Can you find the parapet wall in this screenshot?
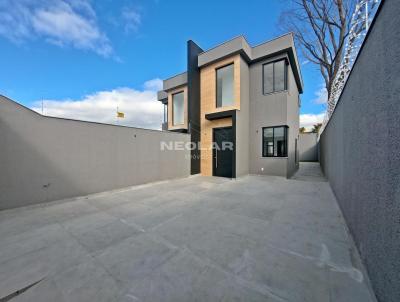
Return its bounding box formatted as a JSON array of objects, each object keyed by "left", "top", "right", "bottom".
[{"left": 0, "top": 96, "right": 191, "bottom": 210}]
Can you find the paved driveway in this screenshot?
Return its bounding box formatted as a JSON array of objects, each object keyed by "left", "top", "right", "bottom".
[{"left": 0, "top": 163, "right": 376, "bottom": 301}]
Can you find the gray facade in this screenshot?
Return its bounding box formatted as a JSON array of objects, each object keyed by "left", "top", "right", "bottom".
[
  {"left": 0, "top": 96, "right": 190, "bottom": 210},
  {"left": 319, "top": 0, "right": 399, "bottom": 301},
  {"left": 249, "top": 53, "right": 300, "bottom": 177},
  {"left": 285, "top": 58, "right": 301, "bottom": 176},
  {"left": 235, "top": 56, "right": 250, "bottom": 177},
  {"left": 197, "top": 34, "right": 303, "bottom": 94},
  {"left": 159, "top": 34, "right": 302, "bottom": 178},
  {"left": 162, "top": 72, "right": 187, "bottom": 92},
  {"left": 299, "top": 133, "right": 318, "bottom": 162}
]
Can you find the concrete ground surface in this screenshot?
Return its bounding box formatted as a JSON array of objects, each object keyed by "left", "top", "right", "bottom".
[
  {"left": 0, "top": 163, "right": 376, "bottom": 302},
  {"left": 290, "top": 161, "right": 326, "bottom": 182}
]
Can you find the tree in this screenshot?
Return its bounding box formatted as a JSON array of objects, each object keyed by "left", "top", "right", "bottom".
[
  {"left": 300, "top": 127, "right": 306, "bottom": 133},
  {"left": 280, "top": 0, "right": 355, "bottom": 100},
  {"left": 311, "top": 123, "right": 322, "bottom": 133}
]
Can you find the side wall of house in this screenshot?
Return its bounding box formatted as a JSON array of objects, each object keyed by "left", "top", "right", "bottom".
[
  {"left": 319, "top": 1, "right": 400, "bottom": 301},
  {"left": 286, "top": 64, "right": 300, "bottom": 177},
  {"left": 236, "top": 57, "right": 250, "bottom": 177},
  {"left": 249, "top": 54, "right": 289, "bottom": 177},
  {"left": 0, "top": 96, "right": 191, "bottom": 210}
]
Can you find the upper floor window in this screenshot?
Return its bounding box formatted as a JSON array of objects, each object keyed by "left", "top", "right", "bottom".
[
  {"left": 172, "top": 91, "right": 184, "bottom": 125},
  {"left": 263, "top": 59, "right": 287, "bottom": 94},
  {"left": 216, "top": 63, "right": 234, "bottom": 107},
  {"left": 262, "top": 126, "right": 288, "bottom": 157}
]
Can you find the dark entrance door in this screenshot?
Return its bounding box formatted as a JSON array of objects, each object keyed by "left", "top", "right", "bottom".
[{"left": 213, "top": 127, "right": 234, "bottom": 178}]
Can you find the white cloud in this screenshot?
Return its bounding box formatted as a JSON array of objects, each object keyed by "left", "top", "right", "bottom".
[
  {"left": 121, "top": 7, "right": 141, "bottom": 33},
  {"left": 31, "top": 79, "right": 164, "bottom": 130},
  {"left": 0, "top": 0, "right": 112, "bottom": 57},
  {"left": 300, "top": 112, "right": 325, "bottom": 130},
  {"left": 143, "top": 78, "right": 163, "bottom": 91},
  {"left": 313, "top": 85, "right": 328, "bottom": 105}
]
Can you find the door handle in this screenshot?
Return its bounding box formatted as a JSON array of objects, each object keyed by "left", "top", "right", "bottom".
[{"left": 215, "top": 150, "right": 218, "bottom": 168}]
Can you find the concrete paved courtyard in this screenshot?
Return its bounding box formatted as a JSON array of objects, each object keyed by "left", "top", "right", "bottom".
[{"left": 0, "top": 163, "right": 376, "bottom": 301}]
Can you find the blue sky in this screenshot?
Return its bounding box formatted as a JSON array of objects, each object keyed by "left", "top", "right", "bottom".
[{"left": 0, "top": 0, "right": 326, "bottom": 129}]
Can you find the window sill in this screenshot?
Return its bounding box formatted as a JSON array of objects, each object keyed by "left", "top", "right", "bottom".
[
  {"left": 169, "top": 123, "right": 187, "bottom": 130},
  {"left": 211, "top": 105, "right": 239, "bottom": 114},
  {"left": 216, "top": 103, "right": 236, "bottom": 109},
  {"left": 262, "top": 90, "right": 288, "bottom": 96}
]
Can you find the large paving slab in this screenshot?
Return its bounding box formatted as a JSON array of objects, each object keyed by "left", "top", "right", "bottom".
[{"left": 0, "top": 163, "right": 376, "bottom": 301}]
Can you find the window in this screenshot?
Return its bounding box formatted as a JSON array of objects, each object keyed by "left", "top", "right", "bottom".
[
  {"left": 216, "top": 63, "right": 234, "bottom": 107},
  {"left": 163, "top": 104, "right": 168, "bottom": 123},
  {"left": 172, "top": 91, "right": 184, "bottom": 125},
  {"left": 262, "top": 126, "right": 288, "bottom": 157},
  {"left": 263, "top": 60, "right": 287, "bottom": 94}
]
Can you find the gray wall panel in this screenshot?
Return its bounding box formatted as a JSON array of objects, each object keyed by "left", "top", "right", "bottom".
[
  {"left": 286, "top": 64, "right": 300, "bottom": 177},
  {"left": 319, "top": 1, "right": 400, "bottom": 301},
  {"left": 198, "top": 36, "right": 250, "bottom": 67},
  {"left": 0, "top": 96, "right": 190, "bottom": 210},
  {"left": 163, "top": 72, "right": 188, "bottom": 91},
  {"left": 236, "top": 57, "right": 250, "bottom": 177},
  {"left": 299, "top": 133, "right": 318, "bottom": 162},
  {"left": 249, "top": 55, "right": 299, "bottom": 177}
]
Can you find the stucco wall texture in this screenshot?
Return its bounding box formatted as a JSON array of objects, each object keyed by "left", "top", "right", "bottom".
[
  {"left": 319, "top": 1, "right": 400, "bottom": 301},
  {"left": 0, "top": 96, "right": 191, "bottom": 210}
]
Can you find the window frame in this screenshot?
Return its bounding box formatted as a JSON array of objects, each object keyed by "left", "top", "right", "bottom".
[
  {"left": 215, "top": 62, "right": 235, "bottom": 108},
  {"left": 172, "top": 90, "right": 185, "bottom": 126},
  {"left": 262, "top": 125, "right": 289, "bottom": 158},
  {"left": 262, "top": 59, "right": 288, "bottom": 95}
]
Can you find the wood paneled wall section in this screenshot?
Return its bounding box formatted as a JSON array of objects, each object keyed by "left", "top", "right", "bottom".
[
  {"left": 200, "top": 54, "right": 241, "bottom": 176},
  {"left": 167, "top": 86, "right": 188, "bottom": 131}
]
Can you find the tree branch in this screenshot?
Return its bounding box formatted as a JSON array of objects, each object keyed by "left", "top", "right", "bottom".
[{"left": 279, "top": 0, "right": 352, "bottom": 96}]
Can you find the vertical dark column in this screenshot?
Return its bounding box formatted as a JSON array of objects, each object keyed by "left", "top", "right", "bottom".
[{"left": 187, "top": 40, "right": 203, "bottom": 175}]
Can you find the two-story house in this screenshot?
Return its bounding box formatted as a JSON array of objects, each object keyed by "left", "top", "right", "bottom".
[{"left": 158, "top": 33, "right": 303, "bottom": 178}]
